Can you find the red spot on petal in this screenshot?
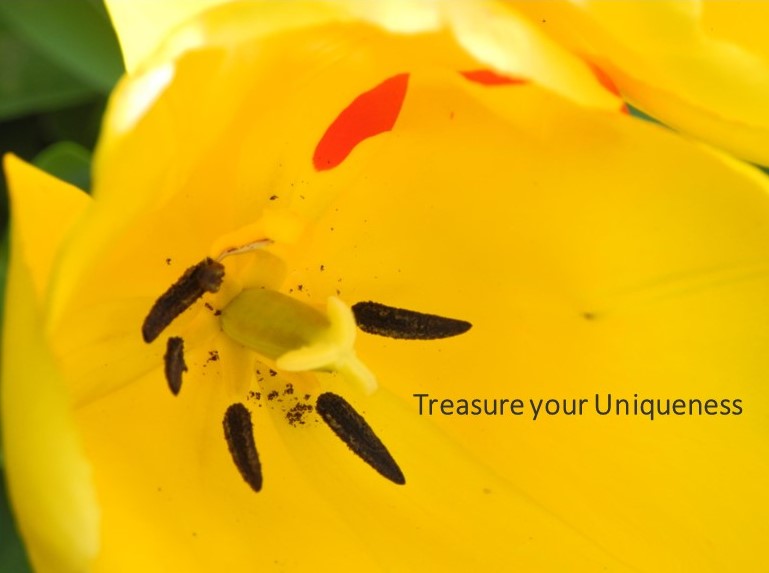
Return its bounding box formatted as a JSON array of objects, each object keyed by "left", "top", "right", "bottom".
[
  {"left": 586, "top": 62, "right": 621, "bottom": 97},
  {"left": 313, "top": 74, "right": 409, "bottom": 171},
  {"left": 620, "top": 103, "right": 630, "bottom": 115},
  {"left": 460, "top": 69, "right": 528, "bottom": 86}
]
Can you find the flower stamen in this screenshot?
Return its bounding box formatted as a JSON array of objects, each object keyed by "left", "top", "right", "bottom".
[
  {"left": 142, "top": 240, "right": 275, "bottom": 345},
  {"left": 142, "top": 257, "right": 225, "bottom": 343},
  {"left": 316, "top": 392, "right": 405, "bottom": 485},
  {"left": 163, "top": 336, "right": 187, "bottom": 396},
  {"left": 223, "top": 403, "right": 263, "bottom": 493},
  {"left": 351, "top": 301, "right": 472, "bottom": 340}
]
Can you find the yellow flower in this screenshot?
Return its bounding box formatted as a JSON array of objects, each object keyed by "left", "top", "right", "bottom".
[
  {"left": 3, "top": 1, "right": 769, "bottom": 571},
  {"left": 508, "top": 0, "right": 769, "bottom": 165}
]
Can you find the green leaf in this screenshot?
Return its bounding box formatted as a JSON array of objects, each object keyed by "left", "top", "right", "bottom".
[
  {"left": 0, "top": 231, "right": 6, "bottom": 368},
  {"left": 0, "top": 235, "right": 26, "bottom": 573},
  {"left": 0, "top": 20, "right": 97, "bottom": 120},
  {"left": 39, "top": 99, "right": 108, "bottom": 150},
  {"left": 34, "top": 142, "right": 92, "bottom": 192},
  {"left": 0, "top": 0, "right": 124, "bottom": 93},
  {"left": 0, "top": 470, "right": 32, "bottom": 573}
]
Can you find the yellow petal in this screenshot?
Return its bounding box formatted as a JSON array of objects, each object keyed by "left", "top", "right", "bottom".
[
  {"left": 2, "top": 157, "right": 99, "bottom": 573},
  {"left": 510, "top": 0, "right": 769, "bottom": 164},
  {"left": 11, "top": 3, "right": 769, "bottom": 572},
  {"left": 444, "top": 0, "right": 619, "bottom": 109},
  {"left": 284, "top": 70, "right": 769, "bottom": 569},
  {"left": 46, "top": 1, "right": 528, "bottom": 401},
  {"left": 106, "top": 0, "right": 625, "bottom": 105},
  {"left": 76, "top": 348, "right": 631, "bottom": 571},
  {"left": 2, "top": 154, "right": 91, "bottom": 304},
  {"left": 104, "top": 0, "right": 229, "bottom": 72}
]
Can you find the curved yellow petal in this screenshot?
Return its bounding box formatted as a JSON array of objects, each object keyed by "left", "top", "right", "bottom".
[
  {"left": 104, "top": 0, "right": 229, "bottom": 72},
  {"left": 2, "top": 157, "right": 99, "bottom": 573},
  {"left": 2, "top": 155, "right": 91, "bottom": 303},
  {"left": 444, "top": 0, "right": 619, "bottom": 110},
  {"left": 48, "top": 1, "right": 558, "bottom": 401},
  {"left": 76, "top": 345, "right": 632, "bottom": 571},
  {"left": 510, "top": 0, "right": 769, "bottom": 165},
  {"left": 7, "top": 2, "right": 769, "bottom": 572},
  {"left": 284, "top": 71, "right": 769, "bottom": 569},
  {"left": 105, "top": 0, "right": 623, "bottom": 112}
]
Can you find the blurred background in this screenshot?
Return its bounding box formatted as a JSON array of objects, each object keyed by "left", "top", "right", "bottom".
[{"left": 0, "top": 1, "right": 124, "bottom": 570}]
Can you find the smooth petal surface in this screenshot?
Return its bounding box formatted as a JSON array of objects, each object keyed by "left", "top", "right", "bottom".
[
  {"left": 285, "top": 73, "right": 769, "bottom": 569},
  {"left": 9, "top": 2, "right": 769, "bottom": 572},
  {"left": 509, "top": 0, "right": 769, "bottom": 165},
  {"left": 56, "top": 11, "right": 633, "bottom": 570},
  {"left": 70, "top": 59, "right": 769, "bottom": 567},
  {"left": 57, "top": 0, "right": 618, "bottom": 403},
  {"left": 105, "top": 0, "right": 621, "bottom": 109},
  {"left": 104, "top": 0, "right": 228, "bottom": 72},
  {"left": 2, "top": 156, "right": 99, "bottom": 573},
  {"left": 443, "top": 0, "right": 618, "bottom": 109},
  {"left": 3, "top": 155, "right": 91, "bottom": 304}
]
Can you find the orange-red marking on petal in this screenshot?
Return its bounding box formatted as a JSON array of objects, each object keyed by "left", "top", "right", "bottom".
[
  {"left": 586, "top": 61, "right": 621, "bottom": 97},
  {"left": 460, "top": 69, "right": 528, "bottom": 86},
  {"left": 585, "top": 61, "right": 629, "bottom": 113},
  {"left": 313, "top": 74, "right": 410, "bottom": 171}
]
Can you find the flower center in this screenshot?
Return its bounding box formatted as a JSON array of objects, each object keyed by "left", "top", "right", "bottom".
[
  {"left": 141, "top": 243, "right": 473, "bottom": 491},
  {"left": 220, "top": 288, "right": 378, "bottom": 394}
]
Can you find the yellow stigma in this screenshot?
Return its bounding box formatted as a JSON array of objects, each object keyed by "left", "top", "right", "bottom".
[{"left": 220, "top": 289, "right": 377, "bottom": 394}]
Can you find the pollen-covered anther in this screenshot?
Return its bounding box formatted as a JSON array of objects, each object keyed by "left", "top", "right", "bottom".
[
  {"left": 142, "top": 257, "right": 225, "bottom": 343},
  {"left": 352, "top": 301, "right": 471, "bottom": 339},
  {"left": 316, "top": 392, "right": 405, "bottom": 485},
  {"left": 223, "top": 403, "right": 263, "bottom": 492},
  {"left": 163, "top": 336, "right": 187, "bottom": 396},
  {"left": 220, "top": 290, "right": 377, "bottom": 394}
]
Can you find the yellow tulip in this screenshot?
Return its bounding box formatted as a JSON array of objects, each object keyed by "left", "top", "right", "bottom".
[
  {"left": 3, "top": 1, "right": 769, "bottom": 572},
  {"left": 508, "top": 0, "right": 769, "bottom": 166}
]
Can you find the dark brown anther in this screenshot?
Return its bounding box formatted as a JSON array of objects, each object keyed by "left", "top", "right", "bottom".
[
  {"left": 351, "top": 301, "right": 471, "bottom": 340},
  {"left": 142, "top": 258, "right": 225, "bottom": 343},
  {"left": 163, "top": 336, "right": 186, "bottom": 396},
  {"left": 316, "top": 392, "right": 405, "bottom": 485},
  {"left": 223, "top": 403, "right": 263, "bottom": 493}
]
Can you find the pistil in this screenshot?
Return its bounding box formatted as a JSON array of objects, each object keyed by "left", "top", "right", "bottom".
[{"left": 220, "top": 289, "right": 377, "bottom": 394}]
